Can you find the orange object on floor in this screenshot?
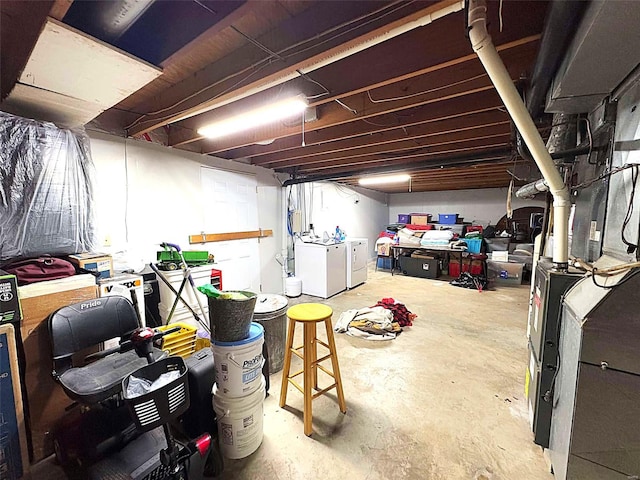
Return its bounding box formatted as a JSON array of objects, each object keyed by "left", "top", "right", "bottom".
[{"left": 279, "top": 303, "right": 347, "bottom": 436}]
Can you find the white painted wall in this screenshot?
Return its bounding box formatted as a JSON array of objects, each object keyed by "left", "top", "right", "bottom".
[
  {"left": 288, "top": 182, "right": 388, "bottom": 258},
  {"left": 389, "top": 187, "right": 546, "bottom": 226},
  {"left": 88, "top": 131, "right": 283, "bottom": 293}
]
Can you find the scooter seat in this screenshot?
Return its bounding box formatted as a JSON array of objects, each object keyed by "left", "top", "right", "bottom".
[{"left": 58, "top": 348, "right": 165, "bottom": 405}]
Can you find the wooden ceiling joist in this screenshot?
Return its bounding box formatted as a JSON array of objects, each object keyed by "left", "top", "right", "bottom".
[
  {"left": 128, "top": 0, "right": 463, "bottom": 137},
  {"left": 265, "top": 128, "right": 512, "bottom": 170},
  {"left": 169, "top": 34, "right": 539, "bottom": 150}
]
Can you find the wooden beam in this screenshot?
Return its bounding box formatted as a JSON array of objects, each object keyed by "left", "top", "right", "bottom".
[
  {"left": 171, "top": 35, "right": 539, "bottom": 149},
  {"left": 189, "top": 229, "right": 273, "bottom": 244},
  {"left": 0, "top": 1, "right": 53, "bottom": 100},
  {"left": 198, "top": 90, "right": 506, "bottom": 155},
  {"left": 49, "top": 0, "right": 73, "bottom": 20},
  {"left": 128, "top": 0, "right": 462, "bottom": 137},
  {"left": 259, "top": 122, "right": 512, "bottom": 168},
  {"left": 296, "top": 139, "right": 513, "bottom": 174},
  {"left": 268, "top": 131, "right": 512, "bottom": 171},
  {"left": 226, "top": 105, "right": 507, "bottom": 162}
]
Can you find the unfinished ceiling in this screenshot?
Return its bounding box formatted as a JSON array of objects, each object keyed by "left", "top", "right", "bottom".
[{"left": 0, "top": 0, "right": 555, "bottom": 193}]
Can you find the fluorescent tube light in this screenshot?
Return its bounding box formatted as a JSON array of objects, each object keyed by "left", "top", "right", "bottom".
[
  {"left": 359, "top": 174, "right": 411, "bottom": 185},
  {"left": 197, "top": 96, "right": 307, "bottom": 139}
]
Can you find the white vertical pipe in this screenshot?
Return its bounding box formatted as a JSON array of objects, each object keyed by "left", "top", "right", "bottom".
[{"left": 467, "top": 0, "right": 570, "bottom": 267}]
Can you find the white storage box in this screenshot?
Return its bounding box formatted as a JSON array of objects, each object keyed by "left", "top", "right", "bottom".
[{"left": 156, "top": 264, "right": 215, "bottom": 313}]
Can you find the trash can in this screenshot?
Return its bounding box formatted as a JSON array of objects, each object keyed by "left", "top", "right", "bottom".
[
  {"left": 252, "top": 294, "right": 288, "bottom": 374},
  {"left": 208, "top": 291, "right": 257, "bottom": 342}
]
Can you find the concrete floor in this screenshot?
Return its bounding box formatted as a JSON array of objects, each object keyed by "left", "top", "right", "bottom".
[
  {"left": 219, "top": 267, "right": 552, "bottom": 480},
  {"left": 32, "top": 266, "right": 553, "bottom": 479}
]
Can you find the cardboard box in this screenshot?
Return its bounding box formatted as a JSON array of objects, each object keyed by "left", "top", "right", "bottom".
[
  {"left": 98, "top": 273, "right": 145, "bottom": 326},
  {"left": 67, "top": 253, "right": 113, "bottom": 279},
  {"left": 409, "top": 213, "right": 431, "bottom": 225},
  {"left": 0, "top": 269, "right": 22, "bottom": 325},
  {"left": 19, "top": 282, "right": 98, "bottom": 463},
  {"left": 376, "top": 242, "right": 391, "bottom": 256}
]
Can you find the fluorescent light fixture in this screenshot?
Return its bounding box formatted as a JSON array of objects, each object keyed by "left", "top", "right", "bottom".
[
  {"left": 197, "top": 96, "right": 307, "bottom": 139},
  {"left": 359, "top": 174, "right": 411, "bottom": 185}
]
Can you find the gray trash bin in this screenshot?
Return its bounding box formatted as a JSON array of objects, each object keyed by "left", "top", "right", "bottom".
[{"left": 253, "top": 294, "right": 288, "bottom": 374}]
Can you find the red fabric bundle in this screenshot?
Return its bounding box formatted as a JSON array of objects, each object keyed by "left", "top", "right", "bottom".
[{"left": 370, "top": 297, "right": 417, "bottom": 327}]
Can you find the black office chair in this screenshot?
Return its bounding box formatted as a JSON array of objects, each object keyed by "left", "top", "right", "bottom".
[{"left": 49, "top": 295, "right": 164, "bottom": 405}]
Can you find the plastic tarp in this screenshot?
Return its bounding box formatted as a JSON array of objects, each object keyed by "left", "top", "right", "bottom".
[{"left": 0, "top": 111, "right": 96, "bottom": 262}]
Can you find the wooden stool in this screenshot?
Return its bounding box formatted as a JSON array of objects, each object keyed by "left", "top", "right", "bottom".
[{"left": 279, "top": 303, "right": 346, "bottom": 436}]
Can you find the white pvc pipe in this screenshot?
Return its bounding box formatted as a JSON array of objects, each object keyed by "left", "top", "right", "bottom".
[{"left": 468, "top": 0, "right": 570, "bottom": 266}]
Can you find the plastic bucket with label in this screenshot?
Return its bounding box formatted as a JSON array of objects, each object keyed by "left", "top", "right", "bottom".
[{"left": 210, "top": 322, "right": 264, "bottom": 397}]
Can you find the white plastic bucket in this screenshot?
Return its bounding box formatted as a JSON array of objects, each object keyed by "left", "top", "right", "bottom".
[
  {"left": 213, "top": 376, "right": 265, "bottom": 459},
  {"left": 285, "top": 277, "right": 302, "bottom": 297},
  {"left": 211, "top": 322, "right": 264, "bottom": 397}
]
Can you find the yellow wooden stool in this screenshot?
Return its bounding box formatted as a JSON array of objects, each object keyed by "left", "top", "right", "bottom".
[{"left": 279, "top": 303, "right": 347, "bottom": 436}]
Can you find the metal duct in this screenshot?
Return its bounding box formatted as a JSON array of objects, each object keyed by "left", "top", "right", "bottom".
[
  {"left": 516, "top": 178, "right": 548, "bottom": 199},
  {"left": 468, "top": 0, "right": 571, "bottom": 269},
  {"left": 526, "top": 0, "right": 586, "bottom": 119}
]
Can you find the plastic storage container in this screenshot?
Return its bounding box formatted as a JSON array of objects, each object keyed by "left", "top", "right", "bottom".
[
  {"left": 158, "top": 322, "right": 198, "bottom": 358},
  {"left": 397, "top": 214, "right": 411, "bottom": 224},
  {"left": 285, "top": 277, "right": 302, "bottom": 297},
  {"left": 449, "top": 260, "right": 483, "bottom": 277},
  {"left": 438, "top": 214, "right": 459, "bottom": 224},
  {"left": 465, "top": 238, "right": 483, "bottom": 254}
]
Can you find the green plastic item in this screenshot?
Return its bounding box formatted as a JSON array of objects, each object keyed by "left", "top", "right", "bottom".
[
  {"left": 197, "top": 284, "right": 250, "bottom": 300},
  {"left": 197, "top": 284, "right": 224, "bottom": 298}
]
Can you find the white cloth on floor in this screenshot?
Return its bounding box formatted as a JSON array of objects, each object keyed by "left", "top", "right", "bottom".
[
  {"left": 335, "top": 307, "right": 393, "bottom": 332},
  {"left": 335, "top": 307, "right": 396, "bottom": 340}
]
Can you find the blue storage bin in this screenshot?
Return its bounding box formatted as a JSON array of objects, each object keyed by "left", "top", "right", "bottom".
[
  {"left": 377, "top": 257, "right": 392, "bottom": 269},
  {"left": 438, "top": 213, "right": 458, "bottom": 224},
  {"left": 398, "top": 214, "right": 410, "bottom": 224},
  {"left": 465, "top": 238, "right": 483, "bottom": 254}
]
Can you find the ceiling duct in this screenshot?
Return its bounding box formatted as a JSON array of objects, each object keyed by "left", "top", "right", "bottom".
[{"left": 546, "top": 0, "right": 640, "bottom": 114}]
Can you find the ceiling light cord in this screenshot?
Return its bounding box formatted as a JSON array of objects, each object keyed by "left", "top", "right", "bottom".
[{"left": 301, "top": 110, "right": 306, "bottom": 147}]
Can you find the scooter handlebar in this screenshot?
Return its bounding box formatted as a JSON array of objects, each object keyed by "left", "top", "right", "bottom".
[{"left": 84, "top": 326, "right": 182, "bottom": 362}]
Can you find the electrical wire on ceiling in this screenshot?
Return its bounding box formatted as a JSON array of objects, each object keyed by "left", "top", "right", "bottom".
[
  {"left": 361, "top": 117, "right": 400, "bottom": 128},
  {"left": 124, "top": 0, "right": 416, "bottom": 132},
  {"left": 295, "top": 70, "right": 331, "bottom": 99},
  {"left": 124, "top": 60, "right": 275, "bottom": 131},
  {"left": 366, "top": 73, "right": 487, "bottom": 103},
  {"left": 335, "top": 98, "right": 357, "bottom": 115},
  {"left": 277, "top": 0, "right": 416, "bottom": 61}
]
